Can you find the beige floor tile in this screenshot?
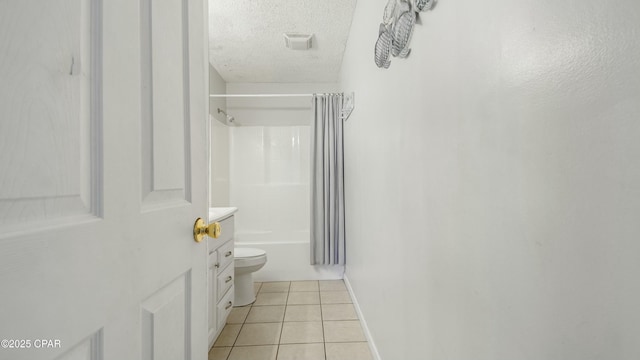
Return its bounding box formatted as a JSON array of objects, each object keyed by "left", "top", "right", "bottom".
[
  {"left": 235, "top": 323, "right": 282, "bottom": 346},
  {"left": 280, "top": 321, "right": 324, "bottom": 344},
  {"left": 321, "top": 304, "right": 358, "bottom": 321},
  {"left": 246, "top": 305, "right": 286, "bottom": 323},
  {"left": 320, "top": 291, "right": 352, "bottom": 304},
  {"left": 323, "top": 321, "right": 366, "bottom": 342},
  {"left": 319, "top": 280, "right": 347, "bottom": 291},
  {"left": 277, "top": 343, "right": 325, "bottom": 360},
  {"left": 290, "top": 280, "right": 319, "bottom": 292},
  {"left": 227, "top": 306, "right": 251, "bottom": 324},
  {"left": 213, "top": 324, "right": 242, "bottom": 347},
  {"left": 259, "top": 281, "right": 290, "bottom": 293},
  {"left": 287, "top": 292, "right": 320, "bottom": 305},
  {"left": 254, "top": 282, "right": 262, "bottom": 295},
  {"left": 254, "top": 292, "right": 288, "bottom": 306},
  {"left": 284, "top": 305, "right": 322, "bottom": 322},
  {"left": 228, "top": 345, "right": 278, "bottom": 360},
  {"left": 325, "top": 342, "right": 373, "bottom": 360},
  {"left": 208, "top": 346, "right": 232, "bottom": 360}
]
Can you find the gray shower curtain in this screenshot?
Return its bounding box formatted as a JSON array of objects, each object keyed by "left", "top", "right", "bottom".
[{"left": 311, "top": 94, "right": 345, "bottom": 265}]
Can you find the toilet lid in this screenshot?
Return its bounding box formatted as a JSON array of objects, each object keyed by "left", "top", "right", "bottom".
[{"left": 235, "top": 247, "right": 266, "bottom": 258}]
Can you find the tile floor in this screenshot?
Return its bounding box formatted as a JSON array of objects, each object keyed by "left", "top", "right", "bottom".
[{"left": 209, "top": 280, "right": 373, "bottom": 360}]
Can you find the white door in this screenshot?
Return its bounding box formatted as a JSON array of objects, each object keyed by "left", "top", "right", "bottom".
[{"left": 0, "top": 1, "right": 210, "bottom": 359}]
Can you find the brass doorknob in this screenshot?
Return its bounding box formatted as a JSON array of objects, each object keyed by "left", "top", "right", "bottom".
[{"left": 193, "top": 218, "right": 221, "bottom": 243}]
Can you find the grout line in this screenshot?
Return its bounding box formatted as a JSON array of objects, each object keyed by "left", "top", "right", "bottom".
[
  {"left": 225, "top": 285, "right": 258, "bottom": 358},
  {"left": 228, "top": 344, "right": 281, "bottom": 347},
  {"left": 319, "top": 287, "right": 327, "bottom": 360},
  {"left": 230, "top": 322, "right": 243, "bottom": 349},
  {"left": 222, "top": 345, "right": 230, "bottom": 360},
  {"left": 273, "top": 288, "right": 290, "bottom": 359},
  {"left": 215, "top": 280, "right": 360, "bottom": 360}
]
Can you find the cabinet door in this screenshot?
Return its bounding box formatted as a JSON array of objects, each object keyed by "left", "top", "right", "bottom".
[
  {"left": 217, "top": 261, "right": 235, "bottom": 302},
  {"left": 217, "top": 287, "right": 235, "bottom": 331},
  {"left": 217, "top": 237, "right": 235, "bottom": 271}
]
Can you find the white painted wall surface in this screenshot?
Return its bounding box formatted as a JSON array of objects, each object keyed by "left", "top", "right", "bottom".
[
  {"left": 209, "top": 65, "right": 230, "bottom": 206},
  {"left": 341, "top": 1, "right": 640, "bottom": 359}
]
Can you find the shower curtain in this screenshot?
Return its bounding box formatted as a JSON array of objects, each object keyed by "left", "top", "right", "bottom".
[{"left": 311, "top": 93, "right": 345, "bottom": 265}]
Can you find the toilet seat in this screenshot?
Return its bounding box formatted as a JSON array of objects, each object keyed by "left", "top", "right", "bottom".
[
  {"left": 234, "top": 248, "right": 267, "bottom": 268},
  {"left": 235, "top": 247, "right": 266, "bottom": 259}
]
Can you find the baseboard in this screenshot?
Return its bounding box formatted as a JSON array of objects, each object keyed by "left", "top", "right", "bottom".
[{"left": 343, "top": 274, "right": 382, "bottom": 360}]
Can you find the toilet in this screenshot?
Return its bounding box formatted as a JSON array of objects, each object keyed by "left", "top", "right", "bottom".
[{"left": 234, "top": 248, "right": 267, "bottom": 306}]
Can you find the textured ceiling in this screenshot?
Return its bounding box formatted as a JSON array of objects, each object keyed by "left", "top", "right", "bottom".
[{"left": 208, "top": 0, "right": 357, "bottom": 83}]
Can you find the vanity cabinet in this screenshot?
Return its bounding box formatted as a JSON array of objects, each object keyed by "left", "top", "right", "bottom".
[{"left": 207, "top": 214, "right": 235, "bottom": 349}]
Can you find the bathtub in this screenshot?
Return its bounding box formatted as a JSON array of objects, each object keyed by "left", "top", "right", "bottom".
[{"left": 234, "top": 230, "right": 344, "bottom": 282}]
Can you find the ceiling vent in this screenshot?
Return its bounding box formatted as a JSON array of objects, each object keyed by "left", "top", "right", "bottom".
[{"left": 283, "top": 33, "right": 313, "bottom": 50}]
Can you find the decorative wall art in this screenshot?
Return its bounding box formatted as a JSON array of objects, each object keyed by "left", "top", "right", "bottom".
[{"left": 375, "top": 0, "right": 436, "bottom": 68}]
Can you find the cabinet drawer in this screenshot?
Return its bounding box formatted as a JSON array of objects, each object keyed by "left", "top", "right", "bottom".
[
  {"left": 217, "top": 239, "right": 234, "bottom": 271},
  {"left": 208, "top": 215, "right": 234, "bottom": 249},
  {"left": 217, "top": 262, "right": 234, "bottom": 302},
  {"left": 216, "top": 286, "right": 234, "bottom": 330}
]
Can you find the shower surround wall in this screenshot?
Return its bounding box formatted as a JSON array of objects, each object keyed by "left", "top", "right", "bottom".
[{"left": 226, "top": 83, "right": 343, "bottom": 281}]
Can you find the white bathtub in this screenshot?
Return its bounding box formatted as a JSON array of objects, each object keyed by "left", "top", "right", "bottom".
[{"left": 234, "top": 230, "right": 344, "bottom": 282}]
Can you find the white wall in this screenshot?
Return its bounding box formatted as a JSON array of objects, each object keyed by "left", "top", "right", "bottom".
[
  {"left": 209, "top": 64, "right": 229, "bottom": 206},
  {"left": 341, "top": 1, "right": 640, "bottom": 359}
]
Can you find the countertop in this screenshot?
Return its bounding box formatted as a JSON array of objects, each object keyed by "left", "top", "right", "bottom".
[{"left": 209, "top": 207, "right": 238, "bottom": 222}]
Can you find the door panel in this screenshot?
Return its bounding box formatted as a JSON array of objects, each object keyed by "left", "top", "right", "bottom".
[
  {"left": 141, "top": 272, "right": 190, "bottom": 360},
  {"left": 140, "top": 0, "right": 191, "bottom": 210},
  {"left": 0, "top": 0, "right": 209, "bottom": 359},
  {"left": 56, "top": 331, "right": 102, "bottom": 360},
  {"left": 0, "top": 0, "right": 101, "bottom": 235}
]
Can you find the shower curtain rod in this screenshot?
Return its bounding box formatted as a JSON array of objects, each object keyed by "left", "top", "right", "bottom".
[
  {"left": 209, "top": 93, "right": 343, "bottom": 98},
  {"left": 210, "top": 92, "right": 355, "bottom": 121}
]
